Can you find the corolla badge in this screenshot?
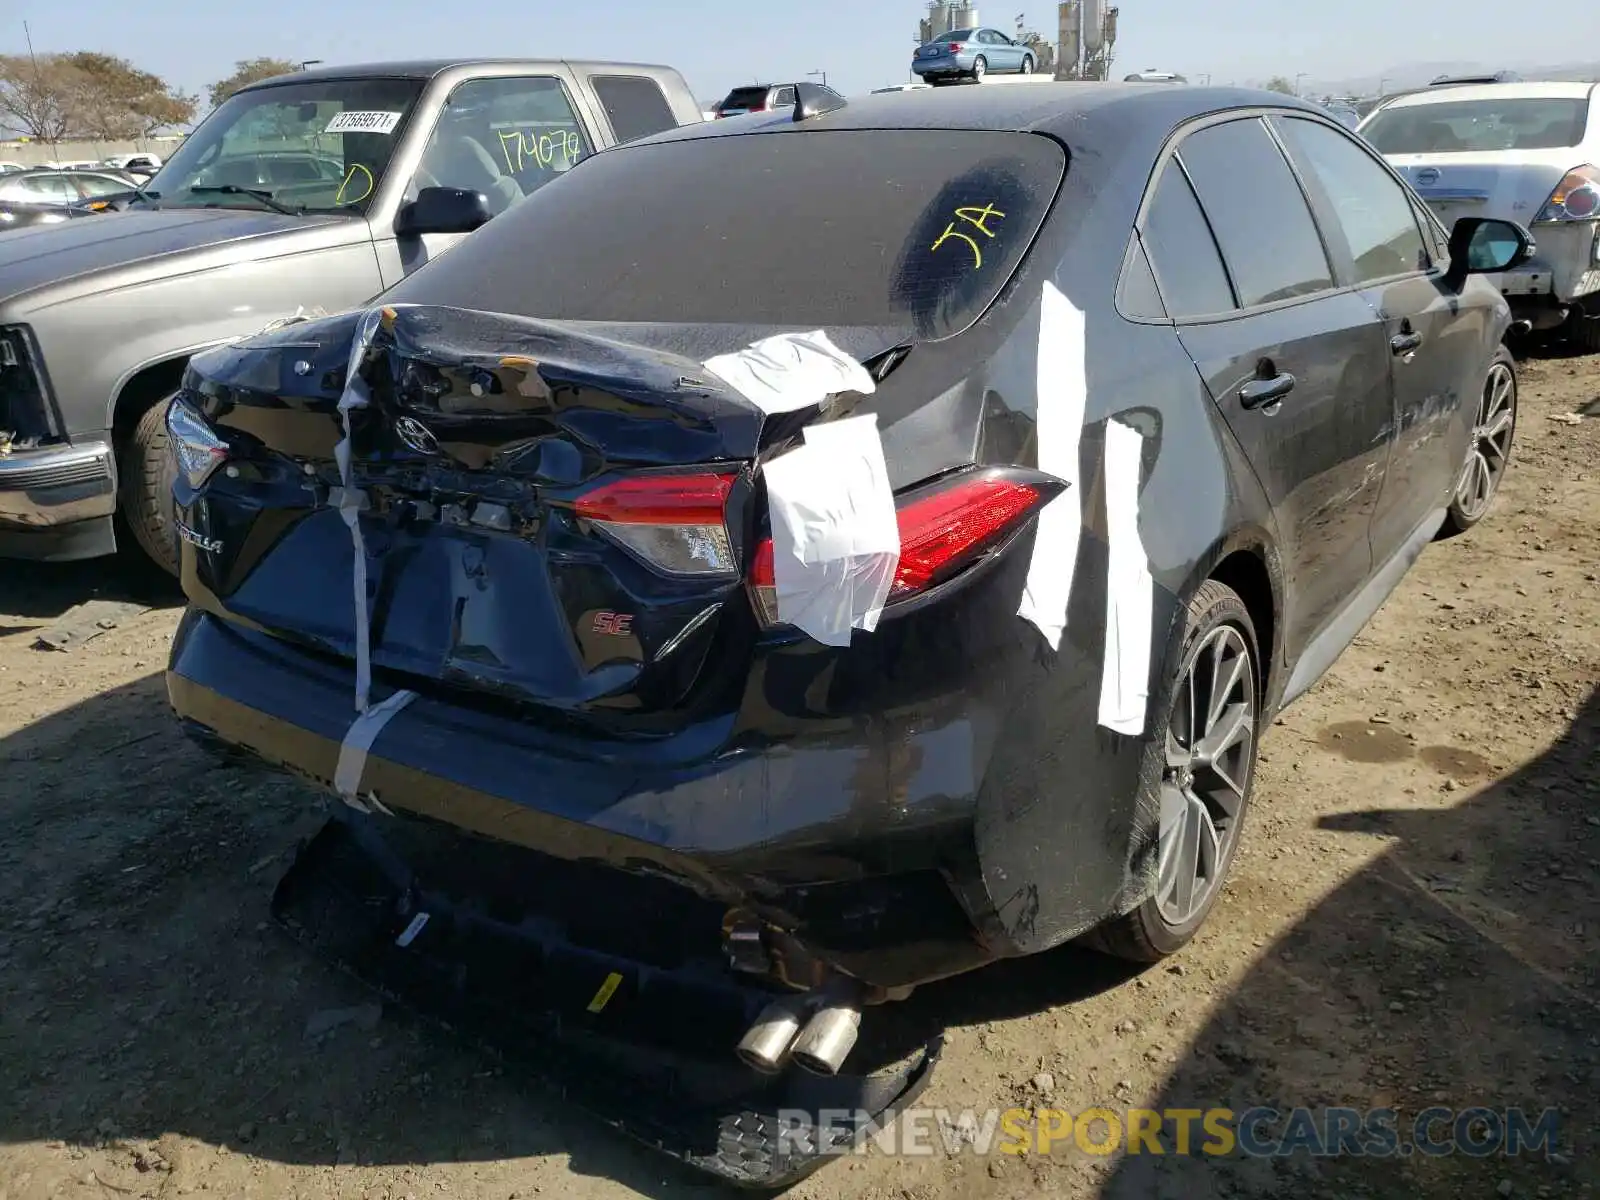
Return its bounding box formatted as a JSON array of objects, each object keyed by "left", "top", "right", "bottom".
[
  {"left": 175, "top": 520, "right": 223, "bottom": 554},
  {"left": 394, "top": 416, "right": 443, "bottom": 456},
  {"left": 1414, "top": 167, "right": 1441, "bottom": 186}
]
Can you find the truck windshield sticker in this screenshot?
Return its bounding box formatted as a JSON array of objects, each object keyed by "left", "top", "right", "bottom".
[
  {"left": 325, "top": 110, "right": 404, "bottom": 135},
  {"left": 335, "top": 163, "right": 374, "bottom": 206}
]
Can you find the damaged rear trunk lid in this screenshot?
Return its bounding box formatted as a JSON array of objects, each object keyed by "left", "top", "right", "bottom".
[{"left": 179, "top": 124, "right": 1065, "bottom": 727}]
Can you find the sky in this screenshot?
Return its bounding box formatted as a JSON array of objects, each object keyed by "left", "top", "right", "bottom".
[{"left": 8, "top": 0, "right": 1600, "bottom": 107}]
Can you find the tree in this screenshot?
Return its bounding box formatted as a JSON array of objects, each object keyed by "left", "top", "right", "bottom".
[
  {"left": 63, "top": 53, "right": 195, "bottom": 139},
  {"left": 0, "top": 54, "right": 78, "bottom": 140},
  {"left": 1264, "top": 75, "right": 1297, "bottom": 95},
  {"left": 207, "top": 58, "right": 298, "bottom": 109},
  {"left": 0, "top": 51, "right": 193, "bottom": 141}
]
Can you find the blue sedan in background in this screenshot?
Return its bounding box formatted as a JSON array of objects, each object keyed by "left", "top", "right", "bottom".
[{"left": 911, "top": 27, "right": 1038, "bottom": 83}]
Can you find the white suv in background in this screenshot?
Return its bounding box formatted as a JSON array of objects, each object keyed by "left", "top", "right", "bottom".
[{"left": 1360, "top": 81, "right": 1600, "bottom": 352}]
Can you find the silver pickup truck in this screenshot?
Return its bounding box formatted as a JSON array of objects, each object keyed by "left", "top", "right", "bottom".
[{"left": 0, "top": 58, "right": 701, "bottom": 575}]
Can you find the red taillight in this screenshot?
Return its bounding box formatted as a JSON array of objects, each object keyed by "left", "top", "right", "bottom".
[
  {"left": 575, "top": 471, "right": 738, "bottom": 577},
  {"left": 1537, "top": 165, "right": 1600, "bottom": 222},
  {"left": 889, "top": 477, "right": 1042, "bottom": 598},
  {"left": 747, "top": 469, "right": 1056, "bottom": 630},
  {"left": 947, "top": 42, "right": 964, "bottom": 52}
]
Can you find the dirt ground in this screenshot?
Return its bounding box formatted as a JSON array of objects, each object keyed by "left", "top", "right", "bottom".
[{"left": 2, "top": 347, "right": 1597, "bottom": 1200}]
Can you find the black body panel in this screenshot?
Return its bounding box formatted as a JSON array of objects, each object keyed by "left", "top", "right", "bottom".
[{"left": 165, "top": 82, "right": 1509, "bottom": 996}]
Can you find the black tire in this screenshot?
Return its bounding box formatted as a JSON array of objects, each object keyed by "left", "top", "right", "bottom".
[
  {"left": 1570, "top": 308, "right": 1600, "bottom": 355},
  {"left": 1020, "top": 54, "right": 1035, "bottom": 74},
  {"left": 972, "top": 55, "right": 988, "bottom": 80},
  {"left": 1439, "top": 344, "right": 1517, "bottom": 538},
  {"left": 119, "top": 395, "right": 180, "bottom": 578},
  {"left": 1086, "top": 579, "right": 1262, "bottom": 962}
]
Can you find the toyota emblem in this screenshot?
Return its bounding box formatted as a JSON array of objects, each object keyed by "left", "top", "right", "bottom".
[
  {"left": 1414, "top": 167, "right": 1441, "bottom": 186},
  {"left": 394, "top": 416, "right": 442, "bottom": 456}
]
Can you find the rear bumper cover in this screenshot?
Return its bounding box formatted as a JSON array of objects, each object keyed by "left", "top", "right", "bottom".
[
  {"left": 1487, "top": 224, "right": 1600, "bottom": 305},
  {"left": 167, "top": 608, "right": 1000, "bottom": 988},
  {"left": 274, "top": 810, "right": 942, "bottom": 1189}
]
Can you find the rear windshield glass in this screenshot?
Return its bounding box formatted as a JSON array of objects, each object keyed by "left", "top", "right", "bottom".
[
  {"left": 721, "top": 88, "right": 772, "bottom": 108},
  {"left": 390, "top": 129, "right": 1066, "bottom": 341},
  {"left": 936, "top": 30, "right": 975, "bottom": 42},
  {"left": 1363, "top": 97, "right": 1591, "bottom": 154}
]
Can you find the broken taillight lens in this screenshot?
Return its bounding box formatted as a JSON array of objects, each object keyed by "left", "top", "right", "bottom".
[
  {"left": 747, "top": 467, "right": 1061, "bottom": 631},
  {"left": 1536, "top": 165, "right": 1600, "bottom": 222},
  {"left": 165, "top": 394, "right": 229, "bottom": 489},
  {"left": 574, "top": 471, "right": 739, "bottom": 577}
]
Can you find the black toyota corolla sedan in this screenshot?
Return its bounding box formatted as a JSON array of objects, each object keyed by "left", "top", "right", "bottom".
[{"left": 164, "top": 83, "right": 1526, "bottom": 1073}]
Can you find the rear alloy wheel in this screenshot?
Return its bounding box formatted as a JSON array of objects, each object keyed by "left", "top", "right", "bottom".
[
  {"left": 1087, "top": 580, "right": 1260, "bottom": 962},
  {"left": 119, "top": 395, "right": 181, "bottom": 578},
  {"left": 1440, "top": 346, "right": 1516, "bottom": 537},
  {"left": 1020, "top": 54, "right": 1035, "bottom": 74},
  {"left": 972, "top": 55, "right": 988, "bottom": 80}
]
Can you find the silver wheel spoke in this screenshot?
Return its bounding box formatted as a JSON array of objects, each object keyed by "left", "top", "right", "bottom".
[
  {"left": 1165, "top": 727, "right": 1190, "bottom": 770},
  {"left": 1207, "top": 733, "right": 1251, "bottom": 816},
  {"left": 1491, "top": 369, "right": 1513, "bottom": 414},
  {"left": 1169, "top": 801, "right": 1202, "bottom": 920},
  {"left": 1207, "top": 641, "right": 1244, "bottom": 729},
  {"left": 1183, "top": 664, "right": 1199, "bottom": 750},
  {"left": 1197, "top": 701, "right": 1251, "bottom": 766},
  {"left": 1194, "top": 797, "right": 1221, "bottom": 882},
  {"left": 1483, "top": 406, "right": 1512, "bottom": 441},
  {"left": 1156, "top": 783, "right": 1186, "bottom": 906}
]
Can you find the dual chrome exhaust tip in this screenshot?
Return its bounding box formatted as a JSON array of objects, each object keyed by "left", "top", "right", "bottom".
[{"left": 736, "top": 990, "right": 862, "bottom": 1076}]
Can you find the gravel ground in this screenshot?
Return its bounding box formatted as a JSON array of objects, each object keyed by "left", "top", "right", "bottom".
[{"left": 1, "top": 347, "right": 1596, "bottom": 1200}]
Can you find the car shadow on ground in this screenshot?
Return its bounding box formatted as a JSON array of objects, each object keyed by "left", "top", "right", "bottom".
[
  {"left": 0, "top": 669, "right": 1148, "bottom": 1198},
  {"left": 1097, "top": 686, "right": 1599, "bottom": 1200},
  {"left": 0, "top": 556, "right": 180, "bottom": 631}
]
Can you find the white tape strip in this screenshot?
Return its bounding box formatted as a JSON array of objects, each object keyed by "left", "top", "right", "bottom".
[
  {"left": 1098, "top": 419, "right": 1154, "bottom": 735},
  {"left": 333, "top": 687, "right": 418, "bottom": 804},
  {"left": 763, "top": 414, "right": 900, "bottom": 647},
  {"left": 335, "top": 307, "right": 386, "bottom": 712},
  {"left": 1017, "top": 281, "right": 1089, "bottom": 650},
  {"left": 702, "top": 330, "right": 876, "bottom": 415}
]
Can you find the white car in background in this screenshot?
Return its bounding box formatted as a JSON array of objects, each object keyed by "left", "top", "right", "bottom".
[{"left": 1360, "top": 81, "right": 1600, "bottom": 352}]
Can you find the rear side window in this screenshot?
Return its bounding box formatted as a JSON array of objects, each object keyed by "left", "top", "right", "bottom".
[
  {"left": 722, "top": 87, "right": 771, "bottom": 110},
  {"left": 1272, "top": 116, "right": 1430, "bottom": 283},
  {"left": 1362, "top": 97, "right": 1591, "bottom": 153},
  {"left": 1140, "top": 163, "right": 1235, "bottom": 319},
  {"left": 384, "top": 129, "right": 1067, "bottom": 342},
  {"left": 1178, "top": 118, "right": 1335, "bottom": 307},
  {"left": 591, "top": 75, "right": 679, "bottom": 144}
]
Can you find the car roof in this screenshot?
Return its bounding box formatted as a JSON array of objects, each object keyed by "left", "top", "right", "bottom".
[
  {"left": 243, "top": 58, "right": 681, "bottom": 91},
  {"left": 632, "top": 82, "right": 1327, "bottom": 146},
  {"left": 1380, "top": 80, "right": 1599, "bottom": 109}
]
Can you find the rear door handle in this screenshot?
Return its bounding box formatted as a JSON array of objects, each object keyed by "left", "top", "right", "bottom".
[
  {"left": 1239, "top": 372, "right": 1296, "bottom": 410},
  {"left": 1391, "top": 331, "right": 1423, "bottom": 355}
]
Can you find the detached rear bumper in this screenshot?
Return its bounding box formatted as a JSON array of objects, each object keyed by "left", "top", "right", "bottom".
[
  {"left": 166, "top": 608, "right": 998, "bottom": 989},
  {"left": 0, "top": 440, "right": 118, "bottom": 560},
  {"left": 272, "top": 811, "right": 942, "bottom": 1189}
]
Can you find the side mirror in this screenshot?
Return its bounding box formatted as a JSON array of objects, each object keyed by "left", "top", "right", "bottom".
[
  {"left": 1445, "top": 216, "right": 1535, "bottom": 289},
  {"left": 395, "top": 186, "right": 492, "bottom": 238}
]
